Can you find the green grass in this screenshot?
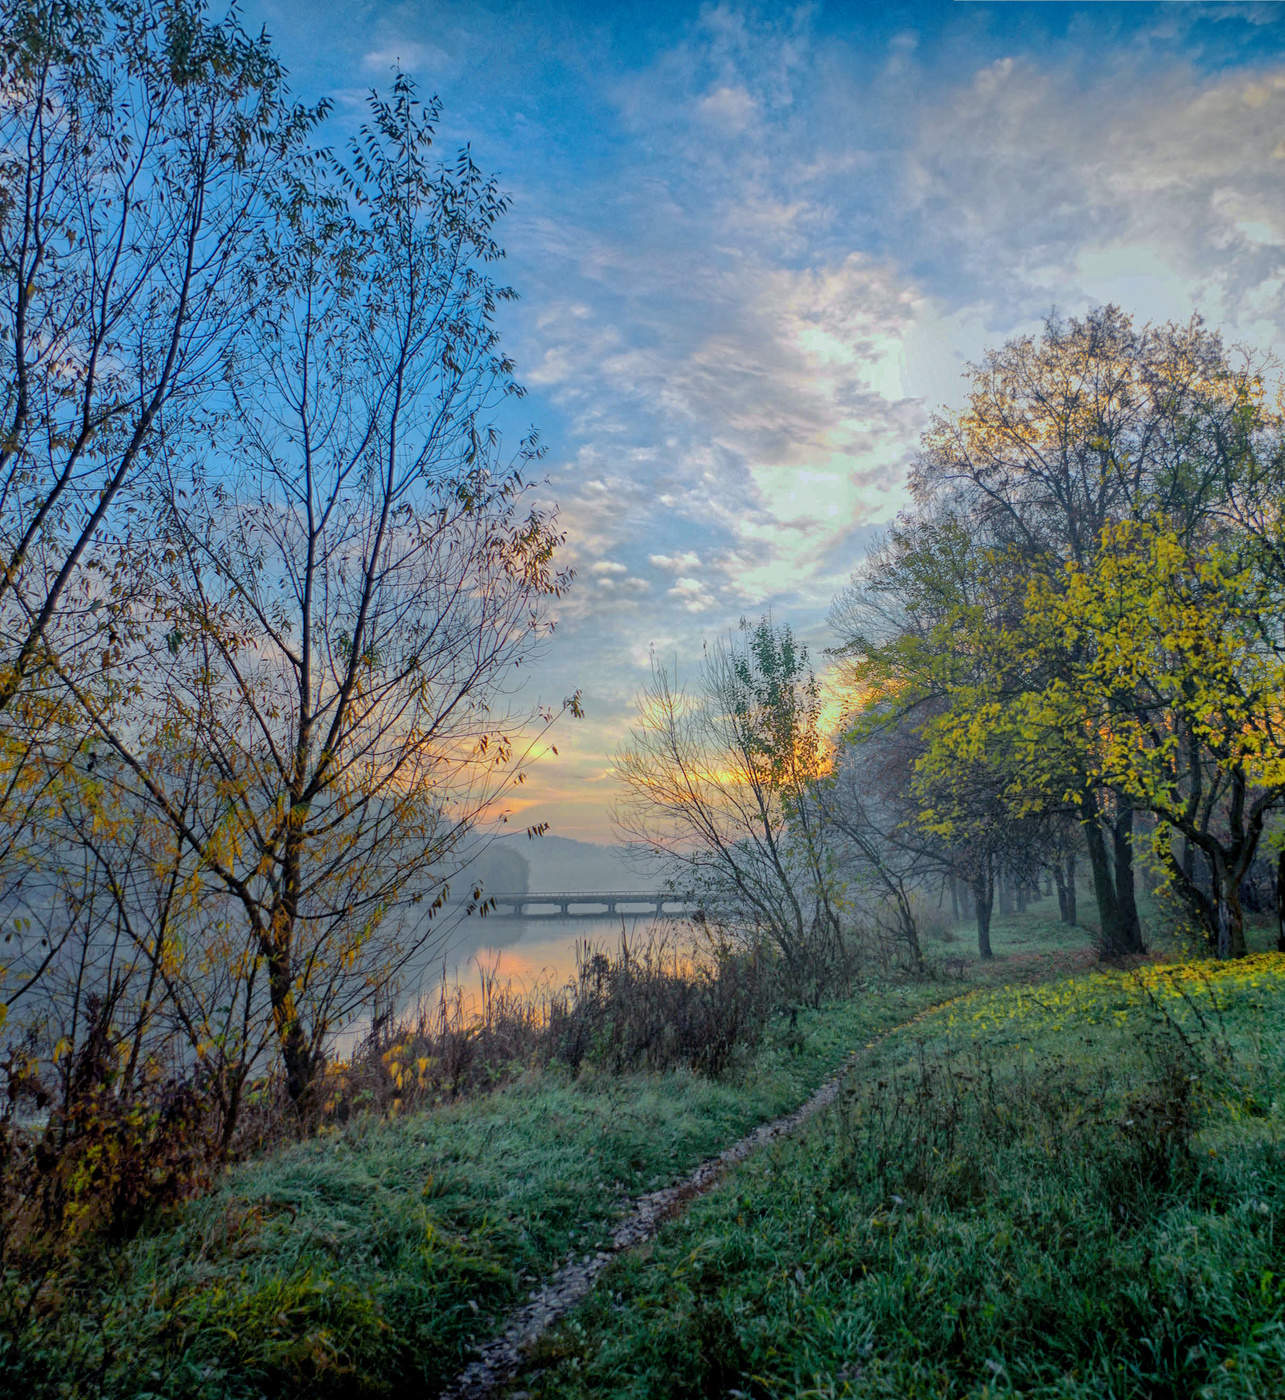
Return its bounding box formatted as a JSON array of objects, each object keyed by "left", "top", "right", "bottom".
[
  {"left": 517, "top": 953, "right": 1285, "bottom": 1400},
  {"left": 12, "top": 912, "right": 1278, "bottom": 1400},
  {"left": 919, "top": 887, "right": 1095, "bottom": 982},
  {"left": 0, "top": 979, "right": 955, "bottom": 1399}
]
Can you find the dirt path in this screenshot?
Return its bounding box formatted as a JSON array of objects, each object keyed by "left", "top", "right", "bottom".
[
  {"left": 438, "top": 988, "right": 978, "bottom": 1400},
  {"left": 437, "top": 949, "right": 1102, "bottom": 1398}
]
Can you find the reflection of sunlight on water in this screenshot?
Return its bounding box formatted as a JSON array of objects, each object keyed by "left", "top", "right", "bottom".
[
  {"left": 332, "top": 914, "right": 685, "bottom": 1057},
  {"left": 422, "top": 915, "right": 629, "bottom": 998}
]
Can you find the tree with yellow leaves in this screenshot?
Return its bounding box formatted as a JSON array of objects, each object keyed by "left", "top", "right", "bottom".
[
  {"left": 1020, "top": 519, "right": 1285, "bottom": 957},
  {"left": 846, "top": 306, "right": 1276, "bottom": 958},
  {"left": 615, "top": 618, "right": 841, "bottom": 998}
]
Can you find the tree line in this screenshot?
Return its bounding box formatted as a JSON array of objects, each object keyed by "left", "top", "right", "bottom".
[
  {"left": 620, "top": 307, "right": 1285, "bottom": 972},
  {"left": 0, "top": 0, "right": 572, "bottom": 1146}
]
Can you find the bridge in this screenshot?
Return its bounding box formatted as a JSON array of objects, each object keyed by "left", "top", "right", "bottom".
[{"left": 469, "top": 891, "right": 699, "bottom": 920}]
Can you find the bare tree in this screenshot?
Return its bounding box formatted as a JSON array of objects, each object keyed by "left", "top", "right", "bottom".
[
  {"left": 821, "top": 718, "right": 940, "bottom": 972},
  {"left": 58, "top": 78, "right": 574, "bottom": 1114},
  {"left": 615, "top": 619, "right": 840, "bottom": 996}
]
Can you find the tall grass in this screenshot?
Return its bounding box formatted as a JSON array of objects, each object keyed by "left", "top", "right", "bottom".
[{"left": 321, "top": 922, "right": 864, "bottom": 1123}]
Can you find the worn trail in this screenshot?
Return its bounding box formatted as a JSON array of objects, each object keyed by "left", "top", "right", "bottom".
[{"left": 437, "top": 992, "right": 973, "bottom": 1400}]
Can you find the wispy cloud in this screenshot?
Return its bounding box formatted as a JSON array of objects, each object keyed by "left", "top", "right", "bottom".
[
  {"left": 245, "top": 0, "right": 1285, "bottom": 839},
  {"left": 360, "top": 38, "right": 449, "bottom": 76}
]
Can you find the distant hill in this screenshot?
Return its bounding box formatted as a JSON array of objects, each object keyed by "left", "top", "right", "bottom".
[{"left": 493, "top": 834, "right": 669, "bottom": 893}]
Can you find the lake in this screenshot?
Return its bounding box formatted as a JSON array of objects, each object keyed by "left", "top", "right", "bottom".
[{"left": 329, "top": 906, "right": 691, "bottom": 1054}]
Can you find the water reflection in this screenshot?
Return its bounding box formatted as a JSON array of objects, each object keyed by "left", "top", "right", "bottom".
[
  {"left": 332, "top": 911, "right": 680, "bottom": 1056},
  {"left": 406, "top": 913, "right": 629, "bottom": 1001}
]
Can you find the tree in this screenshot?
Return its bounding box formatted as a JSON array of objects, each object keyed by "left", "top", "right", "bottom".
[
  {"left": 1020, "top": 518, "right": 1285, "bottom": 957},
  {"left": 899, "top": 307, "right": 1261, "bottom": 955},
  {"left": 1, "top": 743, "right": 261, "bottom": 1148},
  {"left": 821, "top": 714, "right": 937, "bottom": 972},
  {"left": 0, "top": 0, "right": 317, "bottom": 1028},
  {"left": 833, "top": 507, "right": 1041, "bottom": 959},
  {"left": 838, "top": 308, "right": 1285, "bottom": 960},
  {"left": 615, "top": 618, "right": 840, "bottom": 996},
  {"left": 9, "top": 73, "right": 575, "bottom": 1123}
]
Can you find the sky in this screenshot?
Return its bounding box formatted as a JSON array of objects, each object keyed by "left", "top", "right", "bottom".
[{"left": 243, "top": 0, "right": 1285, "bottom": 843}]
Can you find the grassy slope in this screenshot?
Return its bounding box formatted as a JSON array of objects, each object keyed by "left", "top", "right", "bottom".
[
  {"left": 517, "top": 953, "right": 1285, "bottom": 1400},
  {"left": 6, "top": 978, "right": 963, "bottom": 1399}
]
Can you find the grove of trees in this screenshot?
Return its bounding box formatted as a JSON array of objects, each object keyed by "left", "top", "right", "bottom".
[{"left": 623, "top": 307, "right": 1285, "bottom": 970}]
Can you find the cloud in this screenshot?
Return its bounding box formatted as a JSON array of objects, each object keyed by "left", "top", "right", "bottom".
[
  {"left": 668, "top": 576, "right": 718, "bottom": 613},
  {"left": 904, "top": 54, "right": 1285, "bottom": 344},
  {"left": 360, "top": 39, "right": 448, "bottom": 75},
  {"left": 366, "top": 1, "right": 1285, "bottom": 843},
  {"left": 528, "top": 246, "right": 928, "bottom": 623},
  {"left": 697, "top": 83, "right": 759, "bottom": 134},
  {"left": 649, "top": 551, "right": 704, "bottom": 572}
]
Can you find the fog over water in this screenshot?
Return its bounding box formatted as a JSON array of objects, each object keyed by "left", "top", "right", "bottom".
[{"left": 347, "top": 835, "right": 678, "bottom": 1036}]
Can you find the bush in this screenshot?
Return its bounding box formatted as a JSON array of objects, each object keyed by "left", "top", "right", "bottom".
[
  {"left": 1, "top": 1001, "right": 219, "bottom": 1274},
  {"left": 546, "top": 930, "right": 777, "bottom": 1077}
]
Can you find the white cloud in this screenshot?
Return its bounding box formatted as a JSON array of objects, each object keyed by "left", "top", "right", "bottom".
[
  {"left": 360, "top": 39, "right": 448, "bottom": 75},
  {"left": 669, "top": 576, "right": 718, "bottom": 613},
  {"left": 649, "top": 551, "right": 704, "bottom": 572},
  {"left": 905, "top": 55, "right": 1285, "bottom": 344},
  {"left": 371, "top": 3, "right": 1285, "bottom": 840},
  {"left": 697, "top": 83, "right": 759, "bottom": 135}
]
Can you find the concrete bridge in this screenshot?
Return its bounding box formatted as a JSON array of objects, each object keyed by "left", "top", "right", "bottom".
[{"left": 471, "top": 891, "right": 699, "bottom": 920}]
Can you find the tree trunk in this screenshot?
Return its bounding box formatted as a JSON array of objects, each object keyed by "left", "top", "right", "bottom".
[
  {"left": 219, "top": 1063, "right": 249, "bottom": 1156},
  {"left": 1112, "top": 804, "right": 1144, "bottom": 954},
  {"left": 1213, "top": 854, "right": 1247, "bottom": 960},
  {"left": 265, "top": 930, "right": 315, "bottom": 1110},
  {"left": 1277, "top": 848, "right": 1285, "bottom": 955},
  {"left": 997, "top": 874, "right": 1014, "bottom": 918},
  {"left": 1054, "top": 861, "right": 1071, "bottom": 925},
  {"left": 1063, "top": 851, "right": 1077, "bottom": 926},
  {"left": 973, "top": 858, "right": 994, "bottom": 960},
  {"left": 894, "top": 887, "right": 925, "bottom": 976},
  {"left": 1083, "top": 805, "right": 1131, "bottom": 957}
]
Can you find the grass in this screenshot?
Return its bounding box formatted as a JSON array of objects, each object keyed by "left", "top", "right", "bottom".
[
  {"left": 516, "top": 952, "right": 1285, "bottom": 1399},
  {"left": 9, "top": 895, "right": 1275, "bottom": 1400},
  {"left": 0, "top": 978, "right": 957, "bottom": 1399}
]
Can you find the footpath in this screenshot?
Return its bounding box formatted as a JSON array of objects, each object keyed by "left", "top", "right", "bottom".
[{"left": 439, "top": 986, "right": 989, "bottom": 1399}]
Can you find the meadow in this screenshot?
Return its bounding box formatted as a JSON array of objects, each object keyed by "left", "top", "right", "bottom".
[
  {"left": 4, "top": 909, "right": 1283, "bottom": 1398},
  {"left": 518, "top": 951, "right": 1285, "bottom": 1399},
  {"left": 0, "top": 964, "right": 952, "bottom": 1398}
]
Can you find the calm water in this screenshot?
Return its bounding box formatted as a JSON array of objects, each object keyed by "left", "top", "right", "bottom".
[
  {"left": 330, "top": 910, "right": 685, "bottom": 1053},
  {"left": 407, "top": 912, "right": 627, "bottom": 999}
]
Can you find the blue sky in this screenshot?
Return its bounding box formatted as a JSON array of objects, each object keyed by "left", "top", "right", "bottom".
[{"left": 244, "top": 0, "right": 1285, "bottom": 840}]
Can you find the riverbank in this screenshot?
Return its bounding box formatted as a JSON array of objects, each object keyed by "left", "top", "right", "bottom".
[
  {"left": 11, "top": 908, "right": 1278, "bottom": 1399},
  {"left": 1, "top": 977, "right": 960, "bottom": 1398}
]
